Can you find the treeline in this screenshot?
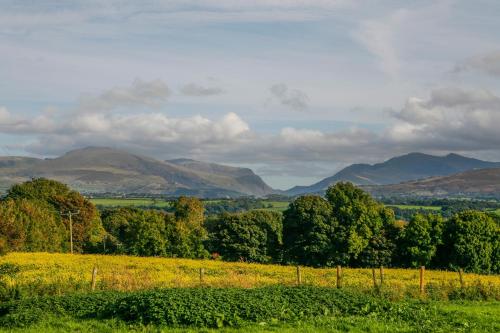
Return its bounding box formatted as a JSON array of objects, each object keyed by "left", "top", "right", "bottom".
[
  {"left": 1, "top": 179, "right": 499, "bottom": 274},
  {"left": 383, "top": 197, "right": 500, "bottom": 219}
]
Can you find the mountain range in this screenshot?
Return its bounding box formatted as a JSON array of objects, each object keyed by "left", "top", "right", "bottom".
[
  {"left": 364, "top": 168, "right": 500, "bottom": 198},
  {"left": 0, "top": 147, "right": 273, "bottom": 197},
  {"left": 285, "top": 152, "right": 500, "bottom": 196},
  {"left": 1, "top": 147, "right": 499, "bottom": 199}
]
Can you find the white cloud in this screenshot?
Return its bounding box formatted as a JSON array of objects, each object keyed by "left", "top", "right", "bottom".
[
  {"left": 3, "top": 82, "right": 500, "bottom": 166},
  {"left": 388, "top": 87, "right": 500, "bottom": 150}
]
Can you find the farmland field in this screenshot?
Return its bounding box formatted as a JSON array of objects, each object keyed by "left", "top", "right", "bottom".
[{"left": 90, "top": 198, "right": 173, "bottom": 208}]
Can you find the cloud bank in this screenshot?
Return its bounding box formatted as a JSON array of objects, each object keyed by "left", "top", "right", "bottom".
[{"left": 1, "top": 81, "right": 500, "bottom": 169}]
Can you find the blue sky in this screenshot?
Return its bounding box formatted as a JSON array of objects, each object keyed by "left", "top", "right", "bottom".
[{"left": 1, "top": 0, "right": 500, "bottom": 189}]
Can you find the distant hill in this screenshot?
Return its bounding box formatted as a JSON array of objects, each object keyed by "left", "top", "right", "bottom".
[
  {"left": 364, "top": 168, "right": 500, "bottom": 198},
  {"left": 286, "top": 153, "right": 500, "bottom": 196},
  {"left": 0, "top": 147, "right": 274, "bottom": 197}
]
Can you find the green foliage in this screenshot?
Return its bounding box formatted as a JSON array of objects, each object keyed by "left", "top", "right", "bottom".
[
  {"left": 101, "top": 197, "right": 211, "bottom": 258},
  {"left": 102, "top": 208, "right": 167, "bottom": 256},
  {"left": 283, "top": 195, "right": 334, "bottom": 266},
  {"left": 398, "top": 214, "right": 444, "bottom": 267},
  {"left": 3, "top": 179, "right": 105, "bottom": 253},
  {"left": 0, "top": 287, "right": 395, "bottom": 328},
  {"left": 207, "top": 210, "right": 283, "bottom": 263},
  {"left": 0, "top": 199, "right": 65, "bottom": 253},
  {"left": 6, "top": 178, "right": 71, "bottom": 203},
  {"left": 1, "top": 287, "right": 498, "bottom": 331},
  {"left": 326, "top": 182, "right": 396, "bottom": 267},
  {"left": 167, "top": 197, "right": 209, "bottom": 258},
  {"left": 439, "top": 210, "right": 500, "bottom": 273}
]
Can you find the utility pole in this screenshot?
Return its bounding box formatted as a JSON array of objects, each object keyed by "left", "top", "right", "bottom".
[{"left": 61, "top": 210, "right": 80, "bottom": 254}]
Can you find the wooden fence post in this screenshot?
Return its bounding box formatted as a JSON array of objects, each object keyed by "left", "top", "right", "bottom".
[
  {"left": 296, "top": 266, "right": 302, "bottom": 286},
  {"left": 336, "top": 265, "right": 342, "bottom": 289},
  {"left": 380, "top": 266, "right": 384, "bottom": 286},
  {"left": 91, "top": 266, "right": 98, "bottom": 291},
  {"left": 371, "top": 268, "right": 378, "bottom": 290},
  {"left": 199, "top": 268, "right": 205, "bottom": 285},
  {"left": 419, "top": 266, "right": 425, "bottom": 294},
  {"left": 458, "top": 268, "right": 464, "bottom": 288}
]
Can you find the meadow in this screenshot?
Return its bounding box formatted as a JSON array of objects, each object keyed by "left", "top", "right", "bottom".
[
  {"left": 1, "top": 253, "right": 499, "bottom": 300},
  {"left": 1, "top": 253, "right": 499, "bottom": 332}
]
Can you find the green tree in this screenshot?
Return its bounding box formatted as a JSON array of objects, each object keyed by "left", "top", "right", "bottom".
[
  {"left": 167, "top": 197, "right": 208, "bottom": 258},
  {"left": 325, "top": 182, "right": 396, "bottom": 267},
  {"left": 399, "top": 213, "right": 444, "bottom": 268},
  {"left": 439, "top": 210, "right": 499, "bottom": 273},
  {"left": 102, "top": 208, "right": 167, "bottom": 256},
  {"left": 5, "top": 178, "right": 106, "bottom": 253},
  {"left": 282, "top": 195, "right": 335, "bottom": 266},
  {"left": 0, "top": 199, "right": 66, "bottom": 253},
  {"left": 207, "top": 210, "right": 283, "bottom": 263}
]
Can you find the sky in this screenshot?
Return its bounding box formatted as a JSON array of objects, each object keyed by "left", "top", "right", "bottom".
[{"left": 1, "top": 0, "right": 500, "bottom": 189}]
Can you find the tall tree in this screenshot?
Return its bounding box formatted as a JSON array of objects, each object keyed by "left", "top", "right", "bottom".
[
  {"left": 283, "top": 195, "right": 335, "bottom": 266},
  {"left": 167, "top": 197, "right": 208, "bottom": 258},
  {"left": 439, "top": 210, "right": 499, "bottom": 273},
  {"left": 326, "top": 182, "right": 396, "bottom": 267},
  {"left": 399, "top": 213, "right": 444, "bottom": 267},
  {"left": 207, "top": 210, "right": 282, "bottom": 263}
]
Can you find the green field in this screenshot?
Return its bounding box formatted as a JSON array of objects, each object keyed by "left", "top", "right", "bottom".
[
  {"left": 90, "top": 198, "right": 173, "bottom": 208},
  {"left": 255, "top": 201, "right": 290, "bottom": 212},
  {"left": 89, "top": 198, "right": 290, "bottom": 211},
  {"left": 387, "top": 204, "right": 442, "bottom": 210}
]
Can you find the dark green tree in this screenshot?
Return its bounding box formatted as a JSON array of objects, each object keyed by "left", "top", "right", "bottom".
[
  {"left": 101, "top": 208, "right": 167, "bottom": 256},
  {"left": 207, "top": 210, "right": 283, "bottom": 263},
  {"left": 326, "top": 182, "right": 396, "bottom": 267},
  {"left": 282, "top": 195, "right": 335, "bottom": 266},
  {"left": 399, "top": 213, "right": 444, "bottom": 267},
  {"left": 438, "top": 210, "right": 499, "bottom": 273}
]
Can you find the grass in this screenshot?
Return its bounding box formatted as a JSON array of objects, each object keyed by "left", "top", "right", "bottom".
[
  {"left": 254, "top": 201, "right": 289, "bottom": 212},
  {"left": 90, "top": 198, "right": 173, "bottom": 208},
  {"left": 1, "top": 253, "right": 499, "bottom": 299},
  {"left": 89, "top": 198, "right": 290, "bottom": 212},
  {"left": 386, "top": 204, "right": 442, "bottom": 210}
]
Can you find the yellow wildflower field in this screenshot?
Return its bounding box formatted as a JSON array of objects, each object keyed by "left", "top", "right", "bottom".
[{"left": 1, "top": 252, "right": 499, "bottom": 298}]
